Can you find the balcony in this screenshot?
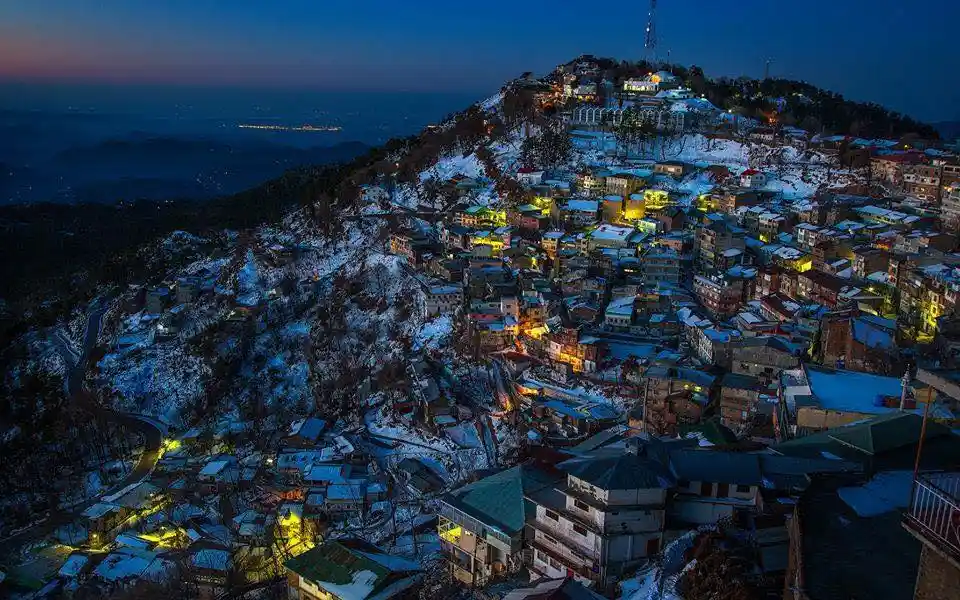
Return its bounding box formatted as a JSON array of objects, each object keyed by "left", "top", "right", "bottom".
[
  {"left": 529, "top": 520, "right": 599, "bottom": 562},
  {"left": 904, "top": 472, "right": 960, "bottom": 562},
  {"left": 529, "top": 537, "right": 599, "bottom": 581}
]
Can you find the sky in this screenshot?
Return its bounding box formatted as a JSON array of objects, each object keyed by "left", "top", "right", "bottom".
[{"left": 1, "top": 0, "right": 959, "bottom": 122}]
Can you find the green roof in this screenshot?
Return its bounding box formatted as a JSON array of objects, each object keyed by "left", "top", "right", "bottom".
[
  {"left": 679, "top": 417, "right": 738, "bottom": 446},
  {"left": 285, "top": 540, "right": 389, "bottom": 589},
  {"left": 773, "top": 412, "right": 951, "bottom": 458},
  {"left": 445, "top": 465, "right": 559, "bottom": 534},
  {"left": 562, "top": 453, "right": 672, "bottom": 490}
]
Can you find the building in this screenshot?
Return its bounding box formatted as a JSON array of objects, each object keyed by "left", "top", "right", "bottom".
[
  {"left": 622, "top": 78, "right": 659, "bottom": 94},
  {"left": 696, "top": 219, "right": 745, "bottom": 272},
  {"left": 943, "top": 182, "right": 960, "bottom": 231},
  {"left": 641, "top": 247, "right": 681, "bottom": 287},
  {"left": 902, "top": 163, "right": 942, "bottom": 201},
  {"left": 517, "top": 167, "right": 545, "bottom": 186},
  {"left": 422, "top": 284, "right": 463, "bottom": 318},
  {"left": 852, "top": 246, "right": 890, "bottom": 279},
  {"left": 718, "top": 372, "right": 769, "bottom": 433},
  {"left": 693, "top": 275, "right": 745, "bottom": 319},
  {"left": 629, "top": 365, "right": 715, "bottom": 435},
  {"left": 605, "top": 173, "right": 645, "bottom": 197},
  {"left": 818, "top": 309, "right": 898, "bottom": 373},
  {"left": 901, "top": 372, "right": 960, "bottom": 600},
  {"left": 502, "top": 578, "right": 606, "bottom": 600},
  {"left": 283, "top": 417, "right": 329, "bottom": 448},
  {"left": 796, "top": 270, "right": 846, "bottom": 307},
  {"left": 740, "top": 169, "right": 767, "bottom": 189},
  {"left": 654, "top": 161, "right": 689, "bottom": 178},
  {"left": 730, "top": 336, "right": 801, "bottom": 383},
  {"left": 783, "top": 365, "right": 953, "bottom": 435},
  {"left": 438, "top": 465, "right": 560, "bottom": 586},
  {"left": 585, "top": 223, "right": 643, "bottom": 250},
  {"left": 285, "top": 539, "right": 423, "bottom": 600},
  {"left": 526, "top": 446, "right": 672, "bottom": 590}
]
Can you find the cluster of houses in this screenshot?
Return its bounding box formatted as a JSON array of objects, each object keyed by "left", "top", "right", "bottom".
[
  {"left": 378, "top": 63, "right": 960, "bottom": 599},
  {"left": 29, "top": 60, "right": 960, "bottom": 600},
  {"left": 42, "top": 415, "right": 422, "bottom": 597}
]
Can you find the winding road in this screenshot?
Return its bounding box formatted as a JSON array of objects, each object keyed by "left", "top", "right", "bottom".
[{"left": 1, "top": 298, "right": 164, "bottom": 556}]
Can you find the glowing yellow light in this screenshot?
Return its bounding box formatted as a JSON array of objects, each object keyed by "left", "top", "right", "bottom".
[{"left": 159, "top": 438, "right": 181, "bottom": 458}]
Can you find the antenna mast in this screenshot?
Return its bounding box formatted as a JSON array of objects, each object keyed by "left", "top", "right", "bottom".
[{"left": 644, "top": 0, "right": 658, "bottom": 63}]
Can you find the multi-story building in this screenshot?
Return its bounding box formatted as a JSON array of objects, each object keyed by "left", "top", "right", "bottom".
[
  {"left": 605, "top": 173, "right": 645, "bottom": 197},
  {"left": 852, "top": 246, "right": 891, "bottom": 279},
  {"left": 438, "top": 465, "right": 560, "bottom": 586},
  {"left": 902, "top": 163, "right": 942, "bottom": 202},
  {"left": 730, "top": 336, "right": 801, "bottom": 383},
  {"left": 718, "top": 372, "right": 769, "bottom": 432},
  {"left": 902, "top": 371, "right": 960, "bottom": 600},
  {"left": 758, "top": 212, "right": 788, "bottom": 243},
  {"left": 943, "top": 182, "right": 960, "bottom": 232},
  {"left": 693, "top": 274, "right": 745, "bottom": 319},
  {"left": 796, "top": 269, "right": 846, "bottom": 307},
  {"left": 870, "top": 153, "right": 921, "bottom": 186},
  {"left": 422, "top": 284, "right": 463, "bottom": 318},
  {"left": 527, "top": 446, "right": 671, "bottom": 590},
  {"left": 575, "top": 169, "right": 610, "bottom": 197},
  {"left": 545, "top": 326, "right": 605, "bottom": 373},
  {"left": 696, "top": 220, "right": 745, "bottom": 272},
  {"left": 627, "top": 365, "right": 715, "bottom": 435},
  {"left": 640, "top": 247, "right": 681, "bottom": 287}
]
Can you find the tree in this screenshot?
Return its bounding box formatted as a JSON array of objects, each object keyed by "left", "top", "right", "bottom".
[{"left": 519, "top": 122, "right": 573, "bottom": 171}]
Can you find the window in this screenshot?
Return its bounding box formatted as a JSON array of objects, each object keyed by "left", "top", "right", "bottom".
[
  {"left": 545, "top": 509, "right": 559, "bottom": 521},
  {"left": 736, "top": 484, "right": 752, "bottom": 493},
  {"left": 549, "top": 558, "right": 562, "bottom": 570},
  {"left": 573, "top": 523, "right": 588, "bottom": 537},
  {"left": 573, "top": 498, "right": 590, "bottom": 512},
  {"left": 543, "top": 533, "right": 557, "bottom": 545}
]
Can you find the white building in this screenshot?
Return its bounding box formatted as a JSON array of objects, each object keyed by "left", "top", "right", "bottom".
[
  {"left": 740, "top": 169, "right": 767, "bottom": 189},
  {"left": 527, "top": 445, "right": 671, "bottom": 588},
  {"left": 423, "top": 284, "right": 462, "bottom": 318},
  {"left": 622, "top": 78, "right": 659, "bottom": 94}
]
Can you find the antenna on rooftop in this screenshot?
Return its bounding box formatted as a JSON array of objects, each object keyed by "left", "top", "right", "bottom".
[{"left": 644, "top": 0, "right": 658, "bottom": 63}]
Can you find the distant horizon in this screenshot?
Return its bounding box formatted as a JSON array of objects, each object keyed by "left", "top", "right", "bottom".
[
  {"left": 3, "top": 0, "right": 959, "bottom": 122},
  {"left": 1, "top": 71, "right": 955, "bottom": 129}
]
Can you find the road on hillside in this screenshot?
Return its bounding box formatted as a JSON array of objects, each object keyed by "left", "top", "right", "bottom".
[{"left": 1, "top": 298, "right": 164, "bottom": 557}]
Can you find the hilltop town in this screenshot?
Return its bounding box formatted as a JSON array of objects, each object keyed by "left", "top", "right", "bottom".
[{"left": 2, "top": 56, "right": 960, "bottom": 600}]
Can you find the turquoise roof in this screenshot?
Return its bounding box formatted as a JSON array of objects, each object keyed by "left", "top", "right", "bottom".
[{"left": 444, "top": 465, "right": 558, "bottom": 534}]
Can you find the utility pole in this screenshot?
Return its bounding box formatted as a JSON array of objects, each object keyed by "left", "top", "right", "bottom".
[{"left": 644, "top": 0, "right": 658, "bottom": 63}]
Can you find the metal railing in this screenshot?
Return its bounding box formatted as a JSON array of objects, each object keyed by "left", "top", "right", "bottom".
[{"left": 905, "top": 472, "right": 960, "bottom": 560}]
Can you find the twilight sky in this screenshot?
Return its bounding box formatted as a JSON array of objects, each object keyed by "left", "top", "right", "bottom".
[{"left": 1, "top": 0, "right": 958, "bottom": 122}]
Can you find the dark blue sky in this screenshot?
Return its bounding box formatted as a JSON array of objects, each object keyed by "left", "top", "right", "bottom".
[{"left": 2, "top": 0, "right": 958, "bottom": 121}]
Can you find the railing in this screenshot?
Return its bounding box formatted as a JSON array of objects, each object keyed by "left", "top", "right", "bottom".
[
  {"left": 905, "top": 472, "right": 960, "bottom": 561},
  {"left": 530, "top": 519, "right": 600, "bottom": 562}
]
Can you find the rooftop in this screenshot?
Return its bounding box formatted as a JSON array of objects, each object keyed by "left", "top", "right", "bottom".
[
  {"left": 285, "top": 539, "right": 421, "bottom": 600},
  {"left": 442, "top": 464, "right": 560, "bottom": 535}
]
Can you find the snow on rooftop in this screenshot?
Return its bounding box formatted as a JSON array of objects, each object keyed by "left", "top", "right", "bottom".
[
  {"left": 590, "top": 224, "right": 637, "bottom": 242},
  {"left": 59, "top": 554, "right": 89, "bottom": 578},
  {"left": 94, "top": 548, "right": 171, "bottom": 583}
]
